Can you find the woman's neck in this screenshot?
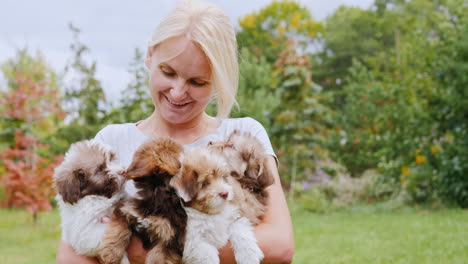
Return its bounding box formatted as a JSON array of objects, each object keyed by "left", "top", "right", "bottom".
[{"left": 138, "top": 112, "right": 219, "bottom": 145}]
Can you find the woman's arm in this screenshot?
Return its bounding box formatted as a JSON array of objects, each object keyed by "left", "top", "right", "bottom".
[
  {"left": 56, "top": 240, "right": 100, "bottom": 264},
  {"left": 219, "top": 155, "right": 295, "bottom": 263},
  {"left": 57, "top": 237, "right": 148, "bottom": 264}
]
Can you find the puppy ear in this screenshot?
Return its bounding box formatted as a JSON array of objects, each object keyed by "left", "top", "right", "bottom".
[
  {"left": 56, "top": 169, "right": 85, "bottom": 204},
  {"left": 170, "top": 167, "right": 199, "bottom": 202},
  {"left": 126, "top": 139, "right": 182, "bottom": 179},
  {"left": 257, "top": 157, "right": 275, "bottom": 188},
  {"left": 126, "top": 152, "right": 156, "bottom": 179},
  {"left": 241, "top": 146, "right": 261, "bottom": 179},
  {"left": 226, "top": 130, "right": 240, "bottom": 143}
]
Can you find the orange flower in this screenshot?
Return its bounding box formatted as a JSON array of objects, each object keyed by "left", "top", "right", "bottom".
[
  {"left": 415, "top": 155, "right": 427, "bottom": 165},
  {"left": 401, "top": 166, "right": 410, "bottom": 176}
]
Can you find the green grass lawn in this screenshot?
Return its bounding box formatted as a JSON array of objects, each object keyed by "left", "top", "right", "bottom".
[
  {"left": 291, "top": 203, "right": 468, "bottom": 264},
  {"left": 0, "top": 204, "right": 467, "bottom": 264}
]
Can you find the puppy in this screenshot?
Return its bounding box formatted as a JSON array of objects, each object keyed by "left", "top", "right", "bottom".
[
  {"left": 170, "top": 146, "right": 264, "bottom": 264},
  {"left": 53, "top": 140, "right": 129, "bottom": 263},
  {"left": 208, "top": 130, "right": 275, "bottom": 224},
  {"left": 98, "top": 138, "right": 187, "bottom": 264}
]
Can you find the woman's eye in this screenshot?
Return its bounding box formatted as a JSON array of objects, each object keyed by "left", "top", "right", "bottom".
[
  {"left": 190, "top": 79, "right": 206, "bottom": 86},
  {"left": 160, "top": 67, "right": 175, "bottom": 76},
  {"left": 162, "top": 70, "right": 175, "bottom": 76}
]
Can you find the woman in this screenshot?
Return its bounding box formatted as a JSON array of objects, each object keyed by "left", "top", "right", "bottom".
[{"left": 56, "top": 0, "right": 294, "bottom": 263}]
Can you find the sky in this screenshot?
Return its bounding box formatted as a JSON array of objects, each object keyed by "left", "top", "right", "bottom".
[{"left": 0, "top": 0, "right": 374, "bottom": 102}]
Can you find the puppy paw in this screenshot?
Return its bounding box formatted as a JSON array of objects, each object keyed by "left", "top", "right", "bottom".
[{"left": 235, "top": 247, "right": 264, "bottom": 264}]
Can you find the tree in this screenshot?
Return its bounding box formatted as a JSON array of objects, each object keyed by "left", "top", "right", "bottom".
[
  {"left": 268, "top": 40, "right": 331, "bottom": 184},
  {"left": 56, "top": 24, "right": 108, "bottom": 148},
  {"left": 313, "top": 5, "right": 395, "bottom": 92},
  {"left": 0, "top": 49, "right": 64, "bottom": 223},
  {"left": 231, "top": 48, "right": 279, "bottom": 127},
  {"left": 105, "top": 48, "right": 153, "bottom": 124},
  {"left": 237, "top": 0, "right": 323, "bottom": 65}
]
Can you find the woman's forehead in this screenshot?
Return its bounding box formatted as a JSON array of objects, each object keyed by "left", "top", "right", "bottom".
[{"left": 155, "top": 36, "right": 211, "bottom": 78}]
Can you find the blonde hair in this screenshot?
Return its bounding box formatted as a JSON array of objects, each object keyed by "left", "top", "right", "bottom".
[{"left": 148, "top": 0, "right": 239, "bottom": 119}]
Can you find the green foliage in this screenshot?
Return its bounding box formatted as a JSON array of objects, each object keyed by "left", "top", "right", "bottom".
[
  {"left": 324, "top": 0, "right": 468, "bottom": 208},
  {"left": 237, "top": 0, "right": 323, "bottom": 64},
  {"left": 327, "top": 61, "right": 429, "bottom": 176},
  {"left": 231, "top": 48, "right": 279, "bottom": 127},
  {"left": 268, "top": 40, "right": 331, "bottom": 183},
  {"left": 432, "top": 22, "right": 468, "bottom": 207},
  {"left": 105, "top": 48, "right": 153, "bottom": 124},
  {"left": 55, "top": 24, "right": 109, "bottom": 151},
  {"left": 314, "top": 5, "right": 395, "bottom": 91}
]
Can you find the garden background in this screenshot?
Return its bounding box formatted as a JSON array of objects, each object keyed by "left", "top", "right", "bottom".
[{"left": 1, "top": 0, "right": 467, "bottom": 263}]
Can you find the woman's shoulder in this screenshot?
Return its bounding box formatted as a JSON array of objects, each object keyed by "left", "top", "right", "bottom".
[
  {"left": 221, "top": 117, "right": 266, "bottom": 133},
  {"left": 95, "top": 123, "right": 138, "bottom": 138},
  {"left": 94, "top": 122, "right": 147, "bottom": 147}
]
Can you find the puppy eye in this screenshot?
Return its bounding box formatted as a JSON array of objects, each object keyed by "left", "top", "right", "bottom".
[
  {"left": 109, "top": 152, "right": 116, "bottom": 161},
  {"left": 201, "top": 180, "right": 209, "bottom": 188}
]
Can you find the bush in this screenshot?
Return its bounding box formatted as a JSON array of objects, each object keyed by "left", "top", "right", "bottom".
[
  {"left": 294, "top": 160, "right": 399, "bottom": 212},
  {"left": 437, "top": 138, "right": 468, "bottom": 207}
]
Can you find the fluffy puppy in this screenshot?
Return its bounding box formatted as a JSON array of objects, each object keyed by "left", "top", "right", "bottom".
[
  {"left": 208, "top": 130, "right": 275, "bottom": 224},
  {"left": 170, "top": 147, "right": 263, "bottom": 264},
  {"left": 53, "top": 140, "right": 128, "bottom": 263},
  {"left": 98, "top": 138, "right": 187, "bottom": 264}
]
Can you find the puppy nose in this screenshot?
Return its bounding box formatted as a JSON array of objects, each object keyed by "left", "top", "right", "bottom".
[
  {"left": 219, "top": 192, "right": 228, "bottom": 199},
  {"left": 117, "top": 169, "right": 126, "bottom": 176}
]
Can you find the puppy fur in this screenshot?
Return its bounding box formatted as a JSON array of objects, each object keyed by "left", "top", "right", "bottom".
[
  {"left": 170, "top": 147, "right": 263, "bottom": 264},
  {"left": 53, "top": 140, "right": 128, "bottom": 263},
  {"left": 98, "top": 138, "right": 187, "bottom": 264},
  {"left": 208, "top": 130, "right": 275, "bottom": 224}
]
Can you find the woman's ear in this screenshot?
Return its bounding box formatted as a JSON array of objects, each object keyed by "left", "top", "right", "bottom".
[{"left": 145, "top": 47, "right": 154, "bottom": 68}]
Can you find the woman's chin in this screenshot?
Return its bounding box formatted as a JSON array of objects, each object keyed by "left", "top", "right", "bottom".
[{"left": 160, "top": 110, "right": 198, "bottom": 125}]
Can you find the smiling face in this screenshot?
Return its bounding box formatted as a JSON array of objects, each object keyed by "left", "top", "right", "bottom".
[{"left": 145, "top": 36, "right": 213, "bottom": 125}]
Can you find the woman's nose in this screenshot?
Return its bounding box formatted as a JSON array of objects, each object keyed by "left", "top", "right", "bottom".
[{"left": 170, "top": 79, "right": 188, "bottom": 101}]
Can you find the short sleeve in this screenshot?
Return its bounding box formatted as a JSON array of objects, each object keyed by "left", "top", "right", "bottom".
[
  {"left": 227, "top": 117, "right": 278, "bottom": 167},
  {"left": 245, "top": 118, "right": 275, "bottom": 156},
  {"left": 93, "top": 126, "right": 108, "bottom": 143}
]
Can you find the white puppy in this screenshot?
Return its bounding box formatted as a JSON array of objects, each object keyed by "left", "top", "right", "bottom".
[
  {"left": 53, "top": 140, "right": 129, "bottom": 264},
  {"left": 170, "top": 147, "right": 263, "bottom": 264}
]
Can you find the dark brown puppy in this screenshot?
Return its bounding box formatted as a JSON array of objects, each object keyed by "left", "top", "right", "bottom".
[
  {"left": 98, "top": 138, "right": 187, "bottom": 264},
  {"left": 208, "top": 130, "right": 275, "bottom": 224}
]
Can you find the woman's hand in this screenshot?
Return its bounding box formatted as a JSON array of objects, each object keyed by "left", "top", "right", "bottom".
[
  {"left": 127, "top": 236, "right": 148, "bottom": 264},
  {"left": 56, "top": 240, "right": 100, "bottom": 264}
]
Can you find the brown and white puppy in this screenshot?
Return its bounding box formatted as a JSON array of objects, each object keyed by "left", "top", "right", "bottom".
[
  {"left": 98, "top": 138, "right": 187, "bottom": 264},
  {"left": 53, "top": 140, "right": 128, "bottom": 262},
  {"left": 208, "top": 130, "right": 275, "bottom": 224},
  {"left": 170, "top": 147, "right": 263, "bottom": 264}
]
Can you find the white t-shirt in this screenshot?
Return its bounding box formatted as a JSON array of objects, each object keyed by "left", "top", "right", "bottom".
[{"left": 94, "top": 117, "right": 276, "bottom": 195}]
